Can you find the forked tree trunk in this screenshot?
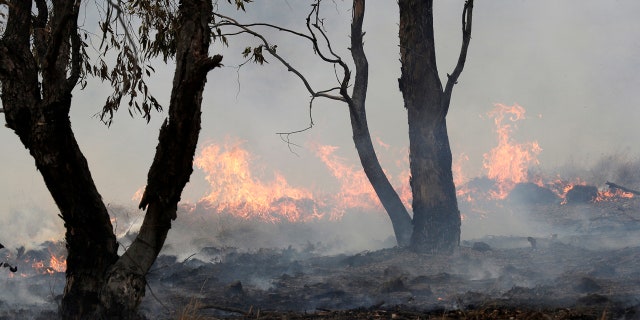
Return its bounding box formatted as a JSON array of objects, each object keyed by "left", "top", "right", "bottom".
[
  {"left": 399, "top": 0, "right": 473, "bottom": 253},
  {"left": 1, "top": 0, "right": 221, "bottom": 318}
]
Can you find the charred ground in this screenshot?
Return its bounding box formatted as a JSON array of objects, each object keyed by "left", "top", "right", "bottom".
[{"left": 2, "top": 186, "right": 640, "bottom": 319}]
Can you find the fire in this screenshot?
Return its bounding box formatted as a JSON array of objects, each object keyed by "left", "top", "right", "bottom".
[
  {"left": 195, "top": 139, "right": 320, "bottom": 222},
  {"left": 192, "top": 139, "right": 410, "bottom": 222},
  {"left": 595, "top": 188, "right": 634, "bottom": 202},
  {"left": 453, "top": 153, "right": 474, "bottom": 202},
  {"left": 311, "top": 144, "right": 380, "bottom": 213},
  {"left": 184, "top": 103, "right": 634, "bottom": 225},
  {"left": 49, "top": 254, "right": 66, "bottom": 273},
  {"left": 31, "top": 252, "right": 66, "bottom": 274},
  {"left": 482, "top": 103, "right": 542, "bottom": 199}
]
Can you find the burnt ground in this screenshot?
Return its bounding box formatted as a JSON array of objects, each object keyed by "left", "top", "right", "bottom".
[{"left": 2, "top": 196, "right": 640, "bottom": 319}]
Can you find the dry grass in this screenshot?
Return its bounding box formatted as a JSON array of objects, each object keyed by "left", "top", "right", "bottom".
[{"left": 175, "top": 298, "right": 213, "bottom": 320}]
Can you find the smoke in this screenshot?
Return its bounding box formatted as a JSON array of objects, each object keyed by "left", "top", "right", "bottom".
[
  {"left": 0, "top": 206, "right": 64, "bottom": 250},
  {"left": 158, "top": 206, "right": 396, "bottom": 261}
]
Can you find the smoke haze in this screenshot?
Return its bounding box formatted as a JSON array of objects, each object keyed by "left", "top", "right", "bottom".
[{"left": 1, "top": 1, "right": 639, "bottom": 250}]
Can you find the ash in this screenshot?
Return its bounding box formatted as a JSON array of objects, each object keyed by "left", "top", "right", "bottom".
[{"left": 3, "top": 197, "right": 640, "bottom": 319}]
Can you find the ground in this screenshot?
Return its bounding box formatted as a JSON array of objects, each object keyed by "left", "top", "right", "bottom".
[{"left": 2, "top": 195, "right": 640, "bottom": 319}]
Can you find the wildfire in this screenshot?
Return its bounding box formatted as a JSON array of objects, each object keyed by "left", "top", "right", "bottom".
[
  {"left": 195, "top": 139, "right": 321, "bottom": 222},
  {"left": 311, "top": 144, "right": 380, "bottom": 214},
  {"left": 595, "top": 188, "right": 634, "bottom": 202},
  {"left": 31, "top": 252, "right": 66, "bottom": 274},
  {"left": 192, "top": 138, "right": 412, "bottom": 222},
  {"left": 49, "top": 254, "right": 66, "bottom": 273},
  {"left": 180, "top": 103, "right": 635, "bottom": 225},
  {"left": 482, "top": 103, "right": 542, "bottom": 199}
]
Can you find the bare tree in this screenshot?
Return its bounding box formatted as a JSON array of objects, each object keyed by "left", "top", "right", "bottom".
[
  {"left": 214, "top": 0, "right": 473, "bottom": 252},
  {"left": 400, "top": 0, "right": 474, "bottom": 253},
  {"left": 0, "top": 0, "right": 224, "bottom": 317}
]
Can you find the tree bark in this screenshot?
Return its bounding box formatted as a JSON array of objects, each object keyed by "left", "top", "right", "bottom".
[
  {"left": 348, "top": 0, "right": 413, "bottom": 247},
  {"left": 1, "top": 0, "right": 221, "bottom": 318},
  {"left": 1, "top": 1, "right": 120, "bottom": 316},
  {"left": 99, "top": 0, "right": 221, "bottom": 318},
  {"left": 399, "top": 0, "right": 473, "bottom": 253}
]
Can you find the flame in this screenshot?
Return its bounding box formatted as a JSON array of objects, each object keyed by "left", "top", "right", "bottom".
[
  {"left": 195, "top": 139, "right": 320, "bottom": 222},
  {"left": 595, "top": 188, "right": 634, "bottom": 202},
  {"left": 132, "top": 186, "right": 145, "bottom": 202},
  {"left": 192, "top": 138, "right": 412, "bottom": 222},
  {"left": 48, "top": 254, "right": 66, "bottom": 273},
  {"left": 482, "top": 103, "right": 542, "bottom": 199},
  {"left": 31, "top": 252, "right": 66, "bottom": 274},
  {"left": 311, "top": 144, "right": 380, "bottom": 213},
  {"left": 453, "top": 153, "right": 474, "bottom": 202}
]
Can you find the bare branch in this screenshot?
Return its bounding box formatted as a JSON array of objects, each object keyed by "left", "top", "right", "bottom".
[
  {"left": 442, "top": 0, "right": 473, "bottom": 111},
  {"left": 214, "top": 12, "right": 346, "bottom": 102},
  {"left": 276, "top": 96, "right": 317, "bottom": 155},
  {"left": 216, "top": 21, "right": 314, "bottom": 42}
]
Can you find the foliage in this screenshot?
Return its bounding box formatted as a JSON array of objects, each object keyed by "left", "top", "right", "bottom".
[{"left": 79, "top": 0, "right": 250, "bottom": 125}]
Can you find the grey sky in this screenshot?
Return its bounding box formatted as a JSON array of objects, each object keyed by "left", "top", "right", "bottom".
[{"left": 1, "top": 1, "right": 639, "bottom": 247}]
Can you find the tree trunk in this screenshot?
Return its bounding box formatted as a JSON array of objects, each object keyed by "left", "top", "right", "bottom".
[
  {"left": 1, "top": 0, "right": 221, "bottom": 318},
  {"left": 399, "top": 0, "right": 472, "bottom": 253},
  {"left": 98, "top": 0, "right": 222, "bottom": 317},
  {"left": 407, "top": 112, "right": 460, "bottom": 253},
  {"left": 1, "top": 1, "right": 120, "bottom": 316},
  {"left": 348, "top": 0, "right": 413, "bottom": 246}
]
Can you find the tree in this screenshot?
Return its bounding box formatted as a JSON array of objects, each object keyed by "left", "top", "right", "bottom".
[
  {"left": 0, "top": 0, "right": 224, "bottom": 318},
  {"left": 399, "top": 0, "right": 473, "bottom": 253},
  {"left": 215, "top": 0, "right": 473, "bottom": 252}
]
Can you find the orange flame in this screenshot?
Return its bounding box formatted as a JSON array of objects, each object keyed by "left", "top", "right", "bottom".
[
  {"left": 31, "top": 252, "right": 66, "bottom": 275},
  {"left": 483, "top": 103, "right": 542, "bottom": 199},
  {"left": 192, "top": 138, "right": 412, "bottom": 222},
  {"left": 49, "top": 254, "right": 66, "bottom": 273},
  {"left": 195, "top": 139, "right": 320, "bottom": 222},
  {"left": 311, "top": 144, "right": 380, "bottom": 214},
  {"left": 595, "top": 188, "right": 634, "bottom": 202}
]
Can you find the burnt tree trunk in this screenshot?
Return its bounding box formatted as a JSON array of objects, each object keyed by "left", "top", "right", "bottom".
[
  {"left": 1, "top": 0, "right": 221, "bottom": 318},
  {"left": 99, "top": 0, "right": 222, "bottom": 316},
  {"left": 347, "top": 0, "right": 413, "bottom": 247},
  {"left": 1, "top": 1, "right": 120, "bottom": 315},
  {"left": 398, "top": 0, "right": 473, "bottom": 253}
]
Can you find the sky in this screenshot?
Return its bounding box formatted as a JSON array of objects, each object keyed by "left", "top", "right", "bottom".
[{"left": 1, "top": 0, "right": 640, "bottom": 248}]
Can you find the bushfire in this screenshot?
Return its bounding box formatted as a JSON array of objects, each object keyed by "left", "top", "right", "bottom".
[
  {"left": 5, "top": 103, "right": 633, "bottom": 280},
  {"left": 190, "top": 103, "right": 633, "bottom": 224}
]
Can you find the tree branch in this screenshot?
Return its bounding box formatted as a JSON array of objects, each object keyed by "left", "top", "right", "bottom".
[
  {"left": 216, "top": 21, "right": 314, "bottom": 42},
  {"left": 442, "top": 0, "right": 474, "bottom": 112},
  {"left": 304, "top": 1, "right": 352, "bottom": 104},
  {"left": 213, "top": 12, "right": 345, "bottom": 102},
  {"left": 66, "top": 17, "right": 82, "bottom": 93},
  {"left": 44, "top": 1, "right": 80, "bottom": 80},
  {"left": 198, "top": 54, "right": 224, "bottom": 74},
  {"left": 33, "top": 0, "right": 49, "bottom": 68},
  {"left": 349, "top": 0, "right": 367, "bottom": 114}
]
